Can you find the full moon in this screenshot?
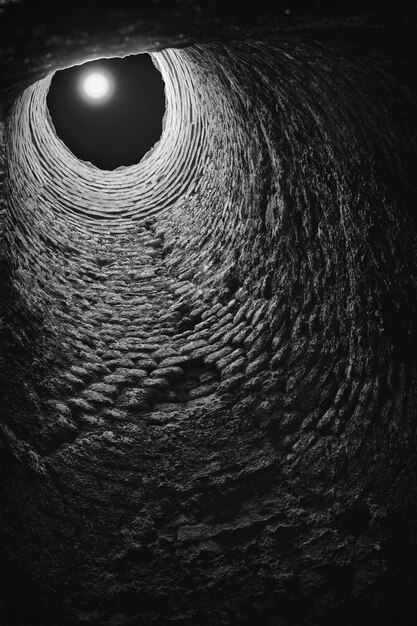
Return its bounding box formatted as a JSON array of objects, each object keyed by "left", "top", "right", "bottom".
[
  {"left": 83, "top": 72, "right": 109, "bottom": 99},
  {"left": 77, "top": 67, "right": 115, "bottom": 104}
]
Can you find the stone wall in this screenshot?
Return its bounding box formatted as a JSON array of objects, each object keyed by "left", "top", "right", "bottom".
[{"left": 1, "top": 2, "right": 417, "bottom": 625}]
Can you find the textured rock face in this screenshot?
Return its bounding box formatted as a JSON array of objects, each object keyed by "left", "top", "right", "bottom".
[{"left": 1, "top": 2, "right": 417, "bottom": 625}]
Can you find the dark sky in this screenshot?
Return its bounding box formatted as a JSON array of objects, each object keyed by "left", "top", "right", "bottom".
[{"left": 47, "top": 54, "right": 166, "bottom": 170}]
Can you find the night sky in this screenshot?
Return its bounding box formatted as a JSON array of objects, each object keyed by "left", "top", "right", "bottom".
[{"left": 47, "top": 54, "right": 166, "bottom": 170}]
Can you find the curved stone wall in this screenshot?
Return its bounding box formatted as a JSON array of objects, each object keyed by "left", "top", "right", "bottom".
[
  {"left": 1, "top": 15, "right": 417, "bottom": 626},
  {"left": 8, "top": 49, "right": 207, "bottom": 229}
]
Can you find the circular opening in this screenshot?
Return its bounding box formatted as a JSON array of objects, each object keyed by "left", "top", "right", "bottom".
[{"left": 46, "top": 53, "right": 166, "bottom": 170}]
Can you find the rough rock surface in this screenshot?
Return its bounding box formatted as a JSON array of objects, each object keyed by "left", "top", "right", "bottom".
[{"left": 1, "top": 2, "right": 417, "bottom": 625}]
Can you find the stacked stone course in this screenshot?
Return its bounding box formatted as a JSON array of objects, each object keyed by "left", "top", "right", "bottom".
[{"left": 1, "top": 18, "right": 417, "bottom": 626}]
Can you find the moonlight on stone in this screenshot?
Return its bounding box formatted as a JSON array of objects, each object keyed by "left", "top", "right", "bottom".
[{"left": 1, "top": 2, "right": 417, "bottom": 626}]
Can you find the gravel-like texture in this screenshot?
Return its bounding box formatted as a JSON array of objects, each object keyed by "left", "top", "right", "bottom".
[{"left": 1, "top": 2, "right": 417, "bottom": 625}]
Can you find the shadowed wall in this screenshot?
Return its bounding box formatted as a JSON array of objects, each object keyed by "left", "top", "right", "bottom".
[{"left": 1, "top": 2, "right": 417, "bottom": 625}]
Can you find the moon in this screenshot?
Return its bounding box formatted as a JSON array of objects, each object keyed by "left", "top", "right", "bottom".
[
  {"left": 78, "top": 68, "right": 115, "bottom": 104},
  {"left": 83, "top": 73, "right": 109, "bottom": 99}
]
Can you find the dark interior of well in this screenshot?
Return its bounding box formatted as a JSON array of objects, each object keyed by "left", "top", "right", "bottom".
[{"left": 1, "top": 2, "right": 417, "bottom": 625}]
